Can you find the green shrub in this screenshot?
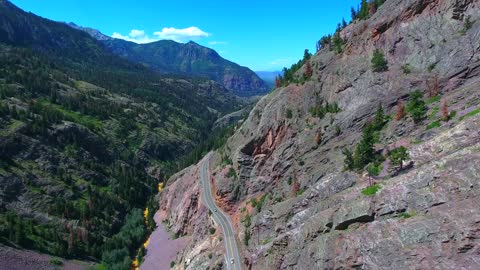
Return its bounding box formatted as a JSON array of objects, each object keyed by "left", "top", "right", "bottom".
[
  {"left": 255, "top": 194, "right": 268, "bottom": 213},
  {"left": 460, "top": 16, "right": 473, "bottom": 35},
  {"left": 428, "top": 63, "right": 436, "bottom": 72},
  {"left": 286, "top": 108, "right": 293, "bottom": 119},
  {"left": 425, "top": 95, "right": 441, "bottom": 104},
  {"left": 399, "top": 211, "right": 416, "bottom": 219},
  {"left": 209, "top": 227, "right": 216, "bottom": 235},
  {"left": 226, "top": 167, "right": 237, "bottom": 179},
  {"left": 401, "top": 64, "right": 411, "bottom": 74},
  {"left": 244, "top": 229, "right": 251, "bottom": 245},
  {"left": 296, "top": 188, "right": 307, "bottom": 197},
  {"left": 459, "top": 107, "right": 480, "bottom": 121},
  {"left": 428, "top": 107, "right": 439, "bottom": 120},
  {"left": 49, "top": 258, "right": 63, "bottom": 266},
  {"left": 426, "top": 121, "right": 441, "bottom": 130},
  {"left": 367, "top": 162, "right": 382, "bottom": 177},
  {"left": 335, "top": 125, "right": 341, "bottom": 136},
  {"left": 371, "top": 49, "right": 388, "bottom": 72},
  {"left": 361, "top": 184, "right": 381, "bottom": 196},
  {"left": 449, "top": 110, "right": 457, "bottom": 119}
]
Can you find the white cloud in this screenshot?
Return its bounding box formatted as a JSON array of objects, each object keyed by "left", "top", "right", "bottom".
[
  {"left": 111, "top": 26, "right": 210, "bottom": 44},
  {"left": 153, "top": 27, "right": 210, "bottom": 42},
  {"left": 208, "top": 41, "right": 228, "bottom": 45},
  {"left": 111, "top": 29, "right": 157, "bottom": 44},
  {"left": 129, "top": 29, "right": 146, "bottom": 38}
]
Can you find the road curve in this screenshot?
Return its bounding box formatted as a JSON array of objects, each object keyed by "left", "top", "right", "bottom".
[{"left": 200, "top": 153, "right": 242, "bottom": 270}]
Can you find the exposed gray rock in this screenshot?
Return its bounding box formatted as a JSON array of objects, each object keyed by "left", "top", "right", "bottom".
[{"left": 152, "top": 0, "right": 480, "bottom": 269}]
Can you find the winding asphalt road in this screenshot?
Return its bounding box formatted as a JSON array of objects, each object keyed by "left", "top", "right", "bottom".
[{"left": 200, "top": 153, "right": 242, "bottom": 270}]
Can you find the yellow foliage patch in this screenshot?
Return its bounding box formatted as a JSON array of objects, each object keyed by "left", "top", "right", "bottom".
[{"left": 158, "top": 182, "right": 164, "bottom": 192}]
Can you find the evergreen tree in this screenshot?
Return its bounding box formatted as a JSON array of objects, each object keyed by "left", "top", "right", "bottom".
[
  {"left": 303, "top": 49, "right": 312, "bottom": 61},
  {"left": 371, "top": 49, "right": 388, "bottom": 72},
  {"left": 351, "top": 6, "right": 358, "bottom": 20},
  {"left": 359, "top": 0, "right": 369, "bottom": 19},
  {"left": 406, "top": 90, "right": 427, "bottom": 123},
  {"left": 331, "top": 32, "right": 344, "bottom": 54},
  {"left": 389, "top": 146, "right": 409, "bottom": 170},
  {"left": 353, "top": 123, "right": 376, "bottom": 170},
  {"left": 373, "top": 102, "right": 386, "bottom": 130},
  {"left": 317, "top": 35, "right": 332, "bottom": 52},
  {"left": 367, "top": 162, "right": 381, "bottom": 186}
]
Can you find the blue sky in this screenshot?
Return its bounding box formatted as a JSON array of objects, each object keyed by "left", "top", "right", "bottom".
[{"left": 11, "top": 0, "right": 359, "bottom": 71}]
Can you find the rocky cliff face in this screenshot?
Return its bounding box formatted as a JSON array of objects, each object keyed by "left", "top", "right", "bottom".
[{"left": 150, "top": 0, "right": 480, "bottom": 269}]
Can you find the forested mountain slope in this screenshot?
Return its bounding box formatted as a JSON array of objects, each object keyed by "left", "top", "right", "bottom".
[
  {"left": 99, "top": 39, "right": 269, "bottom": 97},
  {"left": 0, "top": 0, "right": 241, "bottom": 268}
]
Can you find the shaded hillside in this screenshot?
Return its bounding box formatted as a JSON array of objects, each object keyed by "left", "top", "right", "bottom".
[
  {"left": 0, "top": 0, "right": 241, "bottom": 268},
  {"left": 99, "top": 38, "right": 269, "bottom": 97},
  {"left": 149, "top": 0, "right": 480, "bottom": 269}
]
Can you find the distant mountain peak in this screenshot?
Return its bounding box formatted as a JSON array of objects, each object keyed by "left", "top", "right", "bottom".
[
  {"left": 70, "top": 24, "right": 269, "bottom": 96},
  {"left": 65, "top": 22, "right": 112, "bottom": 41}
]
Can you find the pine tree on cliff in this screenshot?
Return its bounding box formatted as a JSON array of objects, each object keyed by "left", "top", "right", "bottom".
[
  {"left": 373, "top": 102, "right": 386, "bottom": 130},
  {"left": 359, "top": 0, "right": 369, "bottom": 20},
  {"left": 389, "top": 146, "right": 409, "bottom": 170},
  {"left": 303, "top": 49, "right": 312, "bottom": 61},
  {"left": 351, "top": 6, "right": 358, "bottom": 20},
  {"left": 353, "top": 123, "right": 376, "bottom": 170}
]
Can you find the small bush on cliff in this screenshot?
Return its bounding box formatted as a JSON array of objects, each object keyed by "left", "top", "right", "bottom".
[
  {"left": 371, "top": 49, "right": 388, "bottom": 72},
  {"left": 460, "top": 16, "right": 473, "bottom": 35},
  {"left": 286, "top": 108, "right": 293, "bottom": 119},
  {"left": 401, "top": 64, "right": 411, "bottom": 74},
  {"left": 361, "top": 183, "right": 381, "bottom": 196},
  {"left": 226, "top": 167, "right": 237, "bottom": 179}
]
